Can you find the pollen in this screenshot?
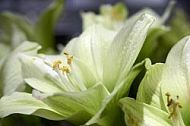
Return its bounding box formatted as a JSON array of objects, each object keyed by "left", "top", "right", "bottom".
[{"left": 53, "top": 60, "right": 62, "bottom": 70}]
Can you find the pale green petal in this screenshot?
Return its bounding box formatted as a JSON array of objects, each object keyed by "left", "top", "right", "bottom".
[
  {"left": 103, "top": 14, "right": 155, "bottom": 91},
  {"left": 14, "top": 41, "right": 41, "bottom": 55},
  {"left": 21, "top": 54, "right": 66, "bottom": 92},
  {"left": 81, "top": 12, "right": 98, "bottom": 30},
  {"left": 118, "top": 97, "right": 172, "bottom": 126},
  {"left": 81, "top": 11, "right": 115, "bottom": 30},
  {"left": 71, "top": 57, "right": 97, "bottom": 88},
  {"left": 25, "top": 78, "right": 64, "bottom": 93},
  {"left": 85, "top": 59, "right": 148, "bottom": 126},
  {"left": 62, "top": 37, "right": 78, "bottom": 52},
  {"left": 137, "top": 63, "right": 166, "bottom": 110},
  {"left": 132, "top": 1, "right": 175, "bottom": 27},
  {"left": 0, "top": 43, "right": 10, "bottom": 59},
  {"left": 38, "top": 54, "right": 67, "bottom": 63},
  {"left": 161, "top": 36, "right": 190, "bottom": 125},
  {"left": 0, "top": 92, "right": 64, "bottom": 120},
  {"left": 64, "top": 24, "right": 116, "bottom": 81},
  {"left": 0, "top": 41, "right": 41, "bottom": 96},
  {"left": 40, "top": 83, "right": 109, "bottom": 125},
  {"left": 159, "top": 0, "right": 176, "bottom": 26}
]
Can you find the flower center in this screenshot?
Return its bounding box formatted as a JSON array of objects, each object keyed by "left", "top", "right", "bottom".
[
  {"left": 165, "top": 92, "right": 185, "bottom": 126},
  {"left": 44, "top": 51, "right": 87, "bottom": 92}
]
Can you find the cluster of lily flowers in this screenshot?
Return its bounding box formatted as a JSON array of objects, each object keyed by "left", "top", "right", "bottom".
[{"left": 0, "top": 0, "right": 190, "bottom": 126}]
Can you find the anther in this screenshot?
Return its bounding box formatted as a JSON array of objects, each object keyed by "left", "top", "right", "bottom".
[
  {"left": 63, "top": 51, "right": 69, "bottom": 55},
  {"left": 53, "top": 60, "right": 62, "bottom": 70},
  {"left": 60, "top": 66, "right": 70, "bottom": 73},
  {"left": 67, "top": 55, "right": 73, "bottom": 65},
  {"left": 166, "top": 92, "right": 171, "bottom": 106},
  {"left": 166, "top": 92, "right": 171, "bottom": 96},
  {"left": 168, "top": 112, "right": 174, "bottom": 119}
]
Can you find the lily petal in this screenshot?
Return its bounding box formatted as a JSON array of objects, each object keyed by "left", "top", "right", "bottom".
[
  {"left": 0, "top": 41, "right": 41, "bottom": 96},
  {"left": 161, "top": 36, "right": 190, "bottom": 125},
  {"left": 39, "top": 83, "right": 109, "bottom": 125},
  {"left": 118, "top": 97, "right": 172, "bottom": 126},
  {"left": 20, "top": 54, "right": 66, "bottom": 92},
  {"left": 85, "top": 59, "right": 149, "bottom": 126},
  {"left": 137, "top": 63, "right": 166, "bottom": 110},
  {"left": 64, "top": 24, "right": 117, "bottom": 81},
  {"left": 103, "top": 13, "right": 155, "bottom": 91},
  {"left": 0, "top": 92, "right": 64, "bottom": 120}
]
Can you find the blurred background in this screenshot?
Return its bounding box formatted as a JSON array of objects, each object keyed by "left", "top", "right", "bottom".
[{"left": 0, "top": 0, "right": 189, "bottom": 45}]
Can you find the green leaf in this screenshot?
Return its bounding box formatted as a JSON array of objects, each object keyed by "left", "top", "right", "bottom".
[
  {"left": 34, "top": 0, "right": 64, "bottom": 52},
  {"left": 118, "top": 97, "right": 172, "bottom": 126},
  {"left": 85, "top": 59, "right": 149, "bottom": 126},
  {"left": 161, "top": 36, "right": 190, "bottom": 125},
  {"left": 103, "top": 14, "right": 155, "bottom": 91},
  {"left": 0, "top": 92, "right": 64, "bottom": 120}
]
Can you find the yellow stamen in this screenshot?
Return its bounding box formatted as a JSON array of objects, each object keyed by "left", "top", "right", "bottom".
[
  {"left": 67, "top": 55, "right": 73, "bottom": 65},
  {"left": 63, "top": 51, "right": 74, "bottom": 65},
  {"left": 63, "top": 51, "right": 69, "bottom": 55},
  {"left": 166, "top": 92, "right": 171, "bottom": 96},
  {"left": 178, "top": 103, "right": 182, "bottom": 108},
  {"left": 60, "top": 66, "right": 70, "bottom": 73},
  {"left": 53, "top": 60, "right": 62, "bottom": 70}
]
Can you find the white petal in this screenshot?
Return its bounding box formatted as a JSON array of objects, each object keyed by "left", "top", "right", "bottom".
[
  {"left": 137, "top": 63, "right": 166, "bottom": 110},
  {"left": 161, "top": 36, "right": 190, "bottom": 125},
  {"left": 103, "top": 14, "right": 155, "bottom": 91},
  {"left": 118, "top": 97, "right": 172, "bottom": 126}
]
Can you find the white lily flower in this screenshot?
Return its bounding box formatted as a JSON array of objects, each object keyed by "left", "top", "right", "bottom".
[
  {"left": 0, "top": 14, "right": 154, "bottom": 125},
  {"left": 81, "top": 2, "right": 128, "bottom": 30},
  {"left": 118, "top": 36, "right": 190, "bottom": 126}
]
